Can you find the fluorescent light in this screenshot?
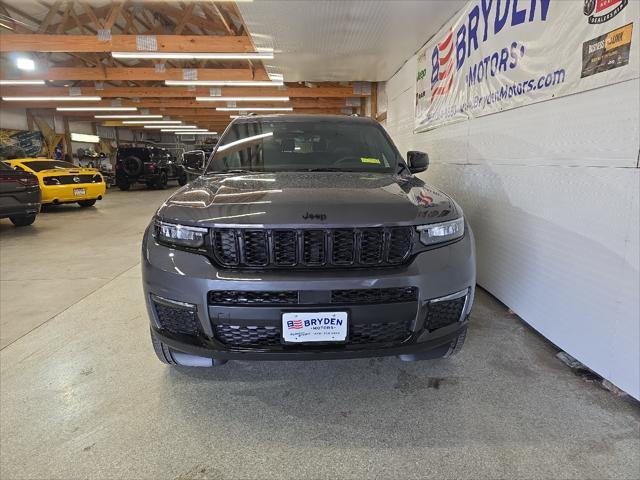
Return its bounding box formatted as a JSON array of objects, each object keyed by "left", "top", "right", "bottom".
[
  {"left": 3, "top": 96, "right": 101, "bottom": 101},
  {"left": 94, "top": 115, "right": 163, "bottom": 119},
  {"left": 71, "top": 133, "right": 100, "bottom": 143},
  {"left": 0, "top": 79, "right": 45, "bottom": 85},
  {"left": 195, "top": 96, "right": 290, "bottom": 102},
  {"left": 143, "top": 125, "right": 197, "bottom": 129},
  {"left": 112, "top": 51, "right": 273, "bottom": 60},
  {"left": 174, "top": 131, "right": 217, "bottom": 135},
  {"left": 161, "top": 128, "right": 208, "bottom": 132},
  {"left": 216, "top": 107, "right": 293, "bottom": 112},
  {"left": 165, "top": 80, "right": 284, "bottom": 87},
  {"left": 123, "top": 120, "right": 182, "bottom": 124},
  {"left": 57, "top": 107, "right": 137, "bottom": 112},
  {"left": 16, "top": 57, "right": 35, "bottom": 71}
]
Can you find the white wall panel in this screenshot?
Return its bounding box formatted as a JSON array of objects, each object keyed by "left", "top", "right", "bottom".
[
  {"left": 384, "top": 53, "right": 640, "bottom": 399},
  {"left": 0, "top": 108, "right": 29, "bottom": 130}
]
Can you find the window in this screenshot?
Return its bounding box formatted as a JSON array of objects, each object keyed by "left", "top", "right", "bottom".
[
  {"left": 208, "top": 119, "right": 401, "bottom": 174},
  {"left": 19, "top": 160, "right": 76, "bottom": 172}
]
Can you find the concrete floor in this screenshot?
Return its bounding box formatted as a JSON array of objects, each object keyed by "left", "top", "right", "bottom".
[{"left": 1, "top": 187, "right": 639, "bottom": 480}]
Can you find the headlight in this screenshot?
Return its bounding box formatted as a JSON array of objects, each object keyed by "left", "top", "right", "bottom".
[
  {"left": 153, "top": 219, "right": 208, "bottom": 248},
  {"left": 417, "top": 217, "right": 465, "bottom": 246}
]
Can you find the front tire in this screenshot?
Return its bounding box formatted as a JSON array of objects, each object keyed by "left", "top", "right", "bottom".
[
  {"left": 443, "top": 328, "right": 467, "bottom": 358},
  {"left": 77, "top": 199, "right": 96, "bottom": 208},
  {"left": 9, "top": 214, "right": 36, "bottom": 227},
  {"left": 117, "top": 179, "right": 130, "bottom": 191},
  {"left": 150, "top": 328, "right": 227, "bottom": 367},
  {"left": 150, "top": 328, "right": 178, "bottom": 365},
  {"left": 178, "top": 172, "right": 188, "bottom": 186}
]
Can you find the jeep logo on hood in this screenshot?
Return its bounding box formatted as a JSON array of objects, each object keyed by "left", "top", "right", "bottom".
[{"left": 302, "top": 212, "right": 327, "bottom": 221}]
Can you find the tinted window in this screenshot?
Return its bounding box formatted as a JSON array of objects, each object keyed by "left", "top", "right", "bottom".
[
  {"left": 21, "top": 160, "right": 77, "bottom": 172},
  {"left": 207, "top": 119, "right": 400, "bottom": 174},
  {"left": 0, "top": 162, "right": 12, "bottom": 171}
]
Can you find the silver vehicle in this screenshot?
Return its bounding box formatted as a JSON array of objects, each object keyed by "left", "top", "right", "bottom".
[{"left": 142, "top": 115, "right": 475, "bottom": 366}]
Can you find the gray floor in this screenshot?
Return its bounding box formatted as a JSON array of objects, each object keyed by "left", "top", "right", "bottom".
[{"left": 1, "top": 188, "right": 639, "bottom": 480}]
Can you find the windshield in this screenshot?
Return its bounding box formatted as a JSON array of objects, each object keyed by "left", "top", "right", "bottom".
[
  {"left": 20, "top": 160, "right": 77, "bottom": 172},
  {"left": 206, "top": 119, "right": 400, "bottom": 174}
]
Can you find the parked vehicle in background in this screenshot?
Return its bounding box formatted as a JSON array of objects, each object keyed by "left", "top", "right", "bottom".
[
  {"left": 115, "top": 146, "right": 187, "bottom": 191},
  {"left": 0, "top": 161, "right": 41, "bottom": 226},
  {"left": 143, "top": 115, "right": 475, "bottom": 367},
  {"left": 4, "top": 158, "right": 106, "bottom": 208},
  {"left": 77, "top": 149, "right": 115, "bottom": 188}
]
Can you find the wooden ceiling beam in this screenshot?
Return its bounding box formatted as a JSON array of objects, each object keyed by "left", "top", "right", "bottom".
[
  {"left": 3, "top": 67, "right": 269, "bottom": 81},
  {"left": 0, "top": 34, "right": 255, "bottom": 53},
  {"left": 41, "top": 99, "right": 350, "bottom": 113},
  {"left": 103, "top": 1, "right": 125, "bottom": 32},
  {"left": 37, "top": 0, "right": 62, "bottom": 33},
  {"left": 0, "top": 86, "right": 368, "bottom": 98},
  {"left": 79, "top": 1, "right": 101, "bottom": 31}
]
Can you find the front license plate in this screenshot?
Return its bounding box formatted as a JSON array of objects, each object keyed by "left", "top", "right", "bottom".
[
  {"left": 73, "top": 188, "right": 86, "bottom": 197},
  {"left": 282, "top": 312, "right": 348, "bottom": 343}
]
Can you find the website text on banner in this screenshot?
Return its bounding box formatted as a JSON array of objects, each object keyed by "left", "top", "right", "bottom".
[{"left": 415, "top": 0, "right": 638, "bottom": 132}]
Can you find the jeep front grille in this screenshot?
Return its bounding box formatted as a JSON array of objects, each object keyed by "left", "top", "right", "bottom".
[{"left": 210, "top": 227, "right": 413, "bottom": 269}]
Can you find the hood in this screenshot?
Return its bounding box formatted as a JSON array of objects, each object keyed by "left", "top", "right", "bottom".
[{"left": 157, "top": 172, "right": 459, "bottom": 227}]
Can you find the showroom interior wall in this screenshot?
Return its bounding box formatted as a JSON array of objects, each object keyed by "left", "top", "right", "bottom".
[
  {"left": 0, "top": 108, "right": 138, "bottom": 152},
  {"left": 381, "top": 50, "right": 639, "bottom": 398}
]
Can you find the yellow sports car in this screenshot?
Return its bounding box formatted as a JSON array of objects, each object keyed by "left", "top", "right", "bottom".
[{"left": 4, "top": 158, "right": 106, "bottom": 207}]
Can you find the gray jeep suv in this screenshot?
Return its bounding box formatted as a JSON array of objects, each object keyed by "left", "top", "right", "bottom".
[{"left": 142, "top": 115, "right": 475, "bottom": 366}]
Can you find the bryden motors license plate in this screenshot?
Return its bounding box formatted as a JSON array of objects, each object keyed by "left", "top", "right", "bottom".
[
  {"left": 282, "top": 312, "right": 348, "bottom": 343},
  {"left": 73, "top": 188, "right": 86, "bottom": 197}
]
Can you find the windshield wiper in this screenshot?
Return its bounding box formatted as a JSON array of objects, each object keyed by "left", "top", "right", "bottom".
[
  {"left": 208, "top": 169, "right": 255, "bottom": 175},
  {"left": 293, "top": 168, "right": 358, "bottom": 172}
]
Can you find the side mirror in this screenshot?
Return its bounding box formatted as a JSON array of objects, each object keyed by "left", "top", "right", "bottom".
[
  {"left": 407, "top": 151, "right": 429, "bottom": 173},
  {"left": 182, "top": 150, "right": 206, "bottom": 174}
]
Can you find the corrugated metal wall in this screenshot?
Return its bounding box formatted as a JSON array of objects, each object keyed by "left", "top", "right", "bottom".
[{"left": 383, "top": 54, "right": 640, "bottom": 399}]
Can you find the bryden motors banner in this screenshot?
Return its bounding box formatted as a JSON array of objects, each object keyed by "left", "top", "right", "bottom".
[{"left": 415, "top": 0, "right": 639, "bottom": 132}]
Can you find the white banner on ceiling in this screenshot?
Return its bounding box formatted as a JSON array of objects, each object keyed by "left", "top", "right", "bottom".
[{"left": 415, "top": 0, "right": 639, "bottom": 132}]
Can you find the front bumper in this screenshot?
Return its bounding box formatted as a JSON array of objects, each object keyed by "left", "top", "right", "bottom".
[{"left": 142, "top": 226, "right": 476, "bottom": 361}]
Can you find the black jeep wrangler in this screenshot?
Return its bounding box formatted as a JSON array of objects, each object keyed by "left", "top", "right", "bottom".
[{"left": 115, "top": 146, "right": 187, "bottom": 191}]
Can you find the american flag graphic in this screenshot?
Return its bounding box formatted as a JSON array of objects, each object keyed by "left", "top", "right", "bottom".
[
  {"left": 432, "top": 29, "right": 454, "bottom": 99},
  {"left": 288, "top": 319, "right": 303, "bottom": 330}
]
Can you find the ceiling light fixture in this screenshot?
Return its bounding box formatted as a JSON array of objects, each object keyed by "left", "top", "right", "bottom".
[
  {"left": 216, "top": 107, "right": 293, "bottom": 112},
  {"left": 57, "top": 107, "right": 137, "bottom": 112},
  {"left": 195, "top": 96, "right": 290, "bottom": 102},
  {"left": 71, "top": 133, "right": 100, "bottom": 143},
  {"left": 3, "top": 96, "right": 101, "bottom": 101},
  {"left": 122, "top": 120, "right": 182, "bottom": 124},
  {"left": 161, "top": 128, "right": 208, "bottom": 132},
  {"left": 15, "top": 57, "right": 35, "bottom": 71},
  {"left": 0, "top": 79, "right": 45, "bottom": 85},
  {"left": 165, "top": 80, "right": 284, "bottom": 87},
  {"left": 143, "top": 125, "right": 198, "bottom": 129},
  {"left": 112, "top": 51, "right": 273, "bottom": 60},
  {"left": 174, "top": 131, "right": 217, "bottom": 135},
  {"left": 94, "top": 115, "right": 163, "bottom": 119}
]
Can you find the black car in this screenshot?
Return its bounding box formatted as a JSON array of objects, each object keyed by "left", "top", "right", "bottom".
[
  {"left": 0, "top": 161, "right": 41, "bottom": 227},
  {"left": 115, "top": 146, "right": 187, "bottom": 191}
]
